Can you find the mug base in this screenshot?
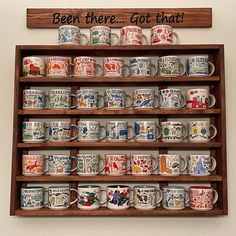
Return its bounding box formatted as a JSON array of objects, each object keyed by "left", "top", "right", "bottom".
[
  {"left": 159, "top": 107, "right": 181, "bottom": 110},
  {"left": 133, "top": 107, "right": 154, "bottom": 110},
  {"left": 159, "top": 74, "right": 180, "bottom": 77},
  {"left": 78, "top": 140, "right": 99, "bottom": 142},
  {"left": 78, "top": 206, "right": 100, "bottom": 210},
  {"left": 161, "top": 140, "right": 184, "bottom": 143},
  {"left": 105, "top": 107, "right": 125, "bottom": 110},
  {"left": 48, "top": 107, "right": 71, "bottom": 110},
  {"left": 47, "top": 75, "right": 68, "bottom": 79},
  {"left": 49, "top": 207, "right": 69, "bottom": 210},
  {"left": 135, "top": 139, "right": 156, "bottom": 142},
  {"left": 107, "top": 206, "right": 130, "bottom": 210},
  {"left": 190, "top": 207, "right": 213, "bottom": 211},
  {"left": 24, "top": 75, "right": 44, "bottom": 78},
  {"left": 160, "top": 174, "right": 180, "bottom": 176},
  {"left": 22, "top": 173, "right": 44, "bottom": 177},
  {"left": 21, "top": 206, "right": 43, "bottom": 210},
  {"left": 106, "top": 140, "right": 127, "bottom": 142},
  {"left": 74, "top": 75, "right": 94, "bottom": 78},
  {"left": 163, "top": 207, "right": 185, "bottom": 210},
  {"left": 189, "top": 140, "right": 210, "bottom": 143},
  {"left": 131, "top": 74, "right": 151, "bottom": 77},
  {"left": 23, "top": 140, "right": 45, "bottom": 143},
  {"left": 134, "top": 206, "right": 156, "bottom": 210},
  {"left": 131, "top": 173, "right": 152, "bottom": 176},
  {"left": 48, "top": 173, "right": 70, "bottom": 176},
  {"left": 187, "top": 74, "right": 209, "bottom": 77},
  {"left": 76, "top": 107, "right": 98, "bottom": 110},
  {"left": 78, "top": 173, "right": 99, "bottom": 176},
  {"left": 106, "top": 173, "right": 126, "bottom": 176},
  {"left": 189, "top": 173, "right": 211, "bottom": 176},
  {"left": 59, "top": 42, "right": 79, "bottom": 46},
  {"left": 23, "top": 108, "right": 44, "bottom": 110},
  {"left": 151, "top": 42, "right": 172, "bottom": 45}
]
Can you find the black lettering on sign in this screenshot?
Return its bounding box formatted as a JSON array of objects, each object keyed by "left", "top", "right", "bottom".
[
  {"left": 156, "top": 12, "right": 184, "bottom": 23},
  {"left": 130, "top": 12, "right": 152, "bottom": 25},
  {"left": 85, "top": 11, "right": 117, "bottom": 24},
  {"left": 52, "top": 13, "right": 80, "bottom": 24}
]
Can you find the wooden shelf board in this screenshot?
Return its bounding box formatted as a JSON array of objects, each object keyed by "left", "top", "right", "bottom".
[{"left": 16, "top": 175, "right": 223, "bottom": 182}]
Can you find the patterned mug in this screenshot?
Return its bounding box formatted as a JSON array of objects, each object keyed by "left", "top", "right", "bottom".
[
  {"left": 120, "top": 26, "right": 147, "bottom": 45},
  {"left": 22, "top": 56, "right": 45, "bottom": 77},
  {"left": 23, "top": 89, "right": 45, "bottom": 110},
  {"left": 133, "top": 89, "right": 158, "bottom": 109},
  {"left": 105, "top": 154, "right": 128, "bottom": 176}
]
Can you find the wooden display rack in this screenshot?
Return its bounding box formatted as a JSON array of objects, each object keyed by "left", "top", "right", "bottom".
[{"left": 10, "top": 44, "right": 227, "bottom": 216}]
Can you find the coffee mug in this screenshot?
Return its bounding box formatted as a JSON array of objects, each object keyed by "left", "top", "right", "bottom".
[
  {"left": 77, "top": 185, "right": 107, "bottom": 210},
  {"left": 48, "top": 121, "right": 77, "bottom": 142},
  {"left": 22, "top": 154, "right": 46, "bottom": 176},
  {"left": 77, "top": 121, "right": 106, "bottom": 141},
  {"left": 58, "top": 25, "right": 88, "bottom": 45},
  {"left": 120, "top": 26, "right": 147, "bottom": 45},
  {"left": 188, "top": 155, "right": 217, "bottom": 176},
  {"left": 104, "top": 89, "right": 132, "bottom": 109},
  {"left": 22, "top": 121, "right": 46, "bottom": 143},
  {"left": 133, "top": 89, "right": 158, "bottom": 109},
  {"left": 159, "top": 154, "right": 187, "bottom": 176},
  {"left": 151, "top": 25, "right": 178, "bottom": 45},
  {"left": 48, "top": 186, "right": 78, "bottom": 210},
  {"left": 133, "top": 185, "right": 163, "bottom": 210},
  {"left": 21, "top": 187, "right": 45, "bottom": 210},
  {"left": 188, "top": 121, "right": 217, "bottom": 142},
  {"left": 75, "top": 89, "right": 104, "bottom": 109},
  {"left": 130, "top": 57, "right": 157, "bottom": 77},
  {"left": 105, "top": 154, "right": 128, "bottom": 176},
  {"left": 158, "top": 56, "right": 185, "bottom": 77},
  {"left": 73, "top": 57, "right": 103, "bottom": 78},
  {"left": 162, "top": 186, "right": 189, "bottom": 210},
  {"left": 106, "top": 121, "right": 134, "bottom": 142},
  {"left": 47, "top": 154, "right": 77, "bottom": 176},
  {"left": 103, "top": 57, "right": 129, "bottom": 77},
  {"left": 48, "top": 89, "right": 75, "bottom": 109},
  {"left": 189, "top": 186, "right": 218, "bottom": 211},
  {"left": 107, "top": 185, "right": 131, "bottom": 210},
  {"left": 135, "top": 121, "right": 161, "bottom": 142},
  {"left": 161, "top": 121, "right": 187, "bottom": 142},
  {"left": 90, "top": 26, "right": 119, "bottom": 45},
  {"left": 187, "top": 56, "right": 215, "bottom": 77},
  {"left": 158, "top": 89, "right": 185, "bottom": 109},
  {"left": 77, "top": 154, "right": 105, "bottom": 176},
  {"left": 47, "top": 56, "right": 71, "bottom": 78},
  {"left": 131, "top": 154, "right": 158, "bottom": 176},
  {"left": 22, "top": 57, "right": 45, "bottom": 77},
  {"left": 23, "top": 89, "right": 45, "bottom": 110},
  {"left": 186, "top": 89, "right": 216, "bottom": 109}
]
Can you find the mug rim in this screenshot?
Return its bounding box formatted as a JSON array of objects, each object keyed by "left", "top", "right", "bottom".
[
  {"left": 78, "top": 120, "right": 99, "bottom": 124},
  {"left": 104, "top": 57, "right": 124, "bottom": 60},
  {"left": 187, "top": 88, "right": 208, "bottom": 92},
  {"left": 159, "top": 154, "right": 180, "bottom": 157},
  {"left": 159, "top": 88, "right": 181, "bottom": 92},
  {"left": 162, "top": 186, "right": 185, "bottom": 190},
  {"left": 58, "top": 25, "right": 80, "bottom": 29},
  {"left": 188, "top": 55, "right": 209, "bottom": 59},
  {"left": 23, "top": 121, "right": 44, "bottom": 125},
  {"left": 107, "top": 120, "right": 127, "bottom": 123},
  {"left": 23, "top": 56, "right": 44, "bottom": 60},
  {"left": 121, "top": 25, "right": 142, "bottom": 29},
  {"left": 48, "top": 154, "right": 71, "bottom": 158},
  {"left": 90, "top": 25, "right": 111, "bottom": 30},
  {"left": 23, "top": 154, "right": 45, "bottom": 157},
  {"left": 107, "top": 185, "right": 129, "bottom": 188},
  {"left": 188, "top": 154, "right": 210, "bottom": 157},
  {"left": 134, "top": 88, "right": 154, "bottom": 92},
  {"left": 105, "top": 154, "right": 126, "bottom": 157},
  {"left": 49, "top": 89, "right": 70, "bottom": 93},
  {"left": 74, "top": 56, "right": 95, "bottom": 60},
  {"left": 48, "top": 186, "right": 70, "bottom": 189},
  {"left": 134, "top": 185, "right": 156, "bottom": 189},
  {"left": 159, "top": 55, "right": 180, "bottom": 59},
  {"left": 151, "top": 24, "right": 173, "bottom": 29},
  {"left": 76, "top": 89, "right": 98, "bottom": 93},
  {"left": 78, "top": 185, "right": 100, "bottom": 188},
  {"left": 132, "top": 154, "right": 152, "bottom": 157},
  {"left": 21, "top": 186, "right": 44, "bottom": 190},
  {"left": 47, "top": 56, "right": 71, "bottom": 61},
  {"left": 188, "top": 121, "right": 210, "bottom": 124},
  {"left": 23, "top": 89, "right": 44, "bottom": 93},
  {"left": 190, "top": 186, "right": 212, "bottom": 190},
  {"left": 161, "top": 121, "right": 183, "bottom": 125},
  {"left": 130, "top": 57, "right": 150, "bottom": 60},
  {"left": 135, "top": 121, "right": 157, "bottom": 123},
  {"left": 49, "top": 121, "right": 71, "bottom": 125},
  {"left": 105, "top": 88, "right": 125, "bottom": 92}
]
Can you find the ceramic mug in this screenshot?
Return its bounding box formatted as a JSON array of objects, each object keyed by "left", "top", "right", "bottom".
[
  {"left": 22, "top": 154, "right": 46, "bottom": 176},
  {"left": 48, "top": 186, "right": 78, "bottom": 210},
  {"left": 107, "top": 185, "right": 131, "bottom": 210},
  {"left": 133, "top": 89, "right": 158, "bottom": 109},
  {"left": 131, "top": 154, "right": 158, "bottom": 176},
  {"left": 103, "top": 57, "right": 129, "bottom": 77},
  {"left": 47, "top": 154, "right": 77, "bottom": 176},
  {"left": 133, "top": 185, "right": 163, "bottom": 210},
  {"left": 158, "top": 89, "right": 185, "bottom": 109},
  {"left": 22, "top": 121, "right": 46, "bottom": 143},
  {"left": 189, "top": 186, "right": 218, "bottom": 211},
  {"left": 77, "top": 121, "right": 106, "bottom": 142},
  {"left": 151, "top": 25, "right": 178, "bottom": 45},
  {"left": 77, "top": 154, "right": 105, "bottom": 176},
  {"left": 75, "top": 89, "right": 104, "bottom": 109},
  {"left": 187, "top": 56, "right": 215, "bottom": 77},
  {"left": 22, "top": 56, "right": 45, "bottom": 77},
  {"left": 188, "top": 121, "right": 217, "bottom": 142},
  {"left": 120, "top": 26, "right": 147, "bottom": 45},
  {"left": 161, "top": 121, "right": 187, "bottom": 142},
  {"left": 47, "top": 56, "right": 71, "bottom": 78},
  {"left": 73, "top": 57, "right": 103, "bottom": 78},
  {"left": 23, "top": 89, "right": 45, "bottom": 110},
  {"left": 135, "top": 121, "right": 161, "bottom": 142},
  {"left": 104, "top": 89, "right": 132, "bottom": 109},
  {"left": 58, "top": 25, "right": 88, "bottom": 45},
  {"left": 77, "top": 185, "right": 107, "bottom": 210},
  {"left": 186, "top": 89, "right": 216, "bottom": 109},
  {"left": 106, "top": 121, "right": 134, "bottom": 142},
  {"left": 90, "top": 26, "right": 119, "bottom": 45},
  {"left": 48, "top": 89, "right": 75, "bottom": 109},
  {"left": 130, "top": 57, "right": 157, "bottom": 77},
  {"left": 188, "top": 155, "right": 217, "bottom": 176},
  {"left": 162, "top": 186, "right": 189, "bottom": 210},
  {"left": 105, "top": 154, "right": 128, "bottom": 176},
  {"left": 21, "top": 187, "right": 45, "bottom": 210},
  {"left": 158, "top": 56, "right": 185, "bottom": 77},
  {"left": 159, "top": 154, "right": 187, "bottom": 176},
  {"left": 48, "top": 121, "right": 77, "bottom": 142}
]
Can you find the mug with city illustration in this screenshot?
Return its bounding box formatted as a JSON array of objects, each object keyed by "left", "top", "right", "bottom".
[
  {"left": 22, "top": 56, "right": 45, "bottom": 77},
  {"left": 23, "top": 89, "right": 45, "bottom": 110},
  {"left": 105, "top": 154, "right": 128, "bottom": 176},
  {"left": 133, "top": 89, "right": 158, "bottom": 109}
]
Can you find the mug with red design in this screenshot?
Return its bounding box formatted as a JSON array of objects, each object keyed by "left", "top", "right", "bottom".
[
  {"left": 22, "top": 57, "right": 45, "bottom": 77},
  {"left": 189, "top": 186, "right": 218, "bottom": 211},
  {"left": 120, "top": 26, "right": 148, "bottom": 45},
  {"left": 151, "top": 25, "right": 178, "bottom": 45},
  {"left": 105, "top": 154, "right": 128, "bottom": 176}
]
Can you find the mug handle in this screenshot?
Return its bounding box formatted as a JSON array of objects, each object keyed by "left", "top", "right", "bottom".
[
  {"left": 99, "top": 126, "right": 107, "bottom": 141},
  {"left": 125, "top": 94, "right": 133, "bottom": 108},
  {"left": 157, "top": 94, "right": 163, "bottom": 108},
  {"left": 210, "top": 157, "right": 217, "bottom": 172},
  {"left": 127, "top": 126, "right": 135, "bottom": 141},
  {"left": 179, "top": 62, "right": 186, "bottom": 76},
  {"left": 97, "top": 95, "right": 105, "bottom": 109},
  {"left": 129, "top": 189, "right": 134, "bottom": 206},
  {"left": 44, "top": 94, "right": 49, "bottom": 109},
  {"left": 80, "top": 34, "right": 89, "bottom": 45},
  {"left": 142, "top": 34, "right": 148, "bottom": 45},
  {"left": 172, "top": 32, "right": 179, "bottom": 44},
  {"left": 71, "top": 156, "right": 78, "bottom": 172},
  {"left": 156, "top": 124, "right": 161, "bottom": 140},
  {"left": 210, "top": 125, "right": 217, "bottom": 140},
  {"left": 208, "top": 62, "right": 215, "bottom": 76},
  {"left": 70, "top": 188, "right": 79, "bottom": 205},
  {"left": 150, "top": 63, "right": 157, "bottom": 76},
  {"left": 123, "top": 64, "right": 130, "bottom": 77},
  {"left": 212, "top": 189, "right": 219, "bottom": 205},
  {"left": 43, "top": 188, "right": 49, "bottom": 206},
  {"left": 156, "top": 189, "right": 163, "bottom": 204},
  {"left": 152, "top": 156, "right": 159, "bottom": 171},
  {"left": 126, "top": 155, "right": 131, "bottom": 173},
  {"left": 183, "top": 125, "right": 188, "bottom": 140},
  {"left": 44, "top": 155, "right": 49, "bottom": 174},
  {"left": 70, "top": 124, "right": 78, "bottom": 140},
  {"left": 45, "top": 122, "right": 50, "bottom": 141},
  {"left": 111, "top": 33, "right": 120, "bottom": 45},
  {"left": 185, "top": 190, "right": 190, "bottom": 205},
  {"left": 70, "top": 93, "right": 78, "bottom": 109},
  {"left": 98, "top": 155, "right": 105, "bottom": 173},
  {"left": 100, "top": 188, "right": 107, "bottom": 205},
  {"left": 180, "top": 156, "right": 188, "bottom": 172},
  {"left": 154, "top": 95, "right": 160, "bottom": 108},
  {"left": 209, "top": 94, "right": 216, "bottom": 108},
  {"left": 180, "top": 94, "right": 186, "bottom": 108},
  {"left": 95, "top": 64, "right": 104, "bottom": 77}
]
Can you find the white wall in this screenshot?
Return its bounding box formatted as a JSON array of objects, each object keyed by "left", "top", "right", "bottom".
[{"left": 0, "top": 0, "right": 235, "bottom": 235}]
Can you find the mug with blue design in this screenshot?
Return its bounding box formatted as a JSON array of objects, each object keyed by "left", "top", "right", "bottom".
[
  {"left": 133, "top": 89, "right": 158, "bottom": 109},
  {"left": 130, "top": 57, "right": 157, "bottom": 77},
  {"left": 106, "top": 121, "right": 134, "bottom": 142},
  {"left": 58, "top": 25, "right": 88, "bottom": 45},
  {"left": 187, "top": 154, "right": 217, "bottom": 176},
  {"left": 23, "top": 89, "right": 45, "bottom": 110},
  {"left": 135, "top": 121, "right": 161, "bottom": 142},
  {"left": 158, "top": 89, "right": 185, "bottom": 109}
]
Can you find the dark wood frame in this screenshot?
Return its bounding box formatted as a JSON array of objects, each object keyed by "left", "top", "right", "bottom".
[{"left": 10, "top": 44, "right": 227, "bottom": 216}]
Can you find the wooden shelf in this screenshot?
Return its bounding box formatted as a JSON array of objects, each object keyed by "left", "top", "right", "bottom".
[
  {"left": 16, "top": 175, "right": 223, "bottom": 182},
  {"left": 14, "top": 207, "right": 225, "bottom": 217}
]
